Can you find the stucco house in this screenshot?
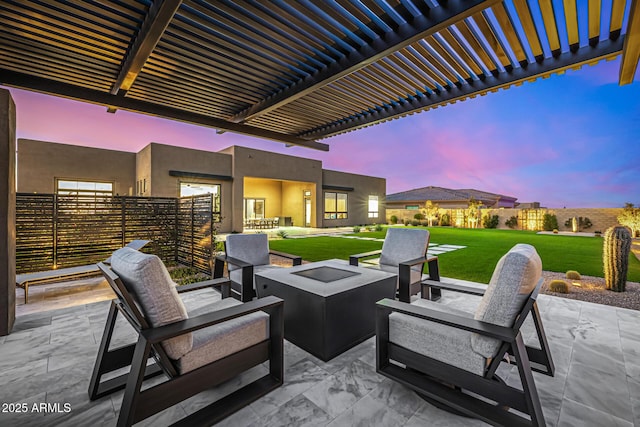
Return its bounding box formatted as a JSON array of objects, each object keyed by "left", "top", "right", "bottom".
[{"left": 17, "top": 139, "right": 385, "bottom": 233}]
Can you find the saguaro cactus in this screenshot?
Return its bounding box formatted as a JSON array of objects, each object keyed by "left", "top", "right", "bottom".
[{"left": 603, "top": 226, "right": 632, "bottom": 292}]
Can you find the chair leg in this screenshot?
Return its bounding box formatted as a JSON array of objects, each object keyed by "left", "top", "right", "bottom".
[
  {"left": 240, "top": 265, "right": 254, "bottom": 302},
  {"left": 266, "top": 301, "right": 284, "bottom": 384},
  {"left": 89, "top": 301, "right": 119, "bottom": 400},
  {"left": 117, "top": 336, "right": 153, "bottom": 427},
  {"left": 528, "top": 301, "right": 555, "bottom": 376},
  {"left": 89, "top": 301, "right": 162, "bottom": 400},
  {"left": 512, "top": 333, "right": 546, "bottom": 427},
  {"left": 398, "top": 264, "right": 411, "bottom": 303},
  {"left": 427, "top": 258, "right": 441, "bottom": 301}
]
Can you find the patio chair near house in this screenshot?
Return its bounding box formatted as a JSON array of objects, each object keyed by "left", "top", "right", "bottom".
[
  {"left": 349, "top": 228, "right": 439, "bottom": 302},
  {"left": 89, "top": 247, "right": 284, "bottom": 427},
  {"left": 214, "top": 233, "right": 302, "bottom": 302},
  {"left": 375, "top": 244, "right": 550, "bottom": 426}
]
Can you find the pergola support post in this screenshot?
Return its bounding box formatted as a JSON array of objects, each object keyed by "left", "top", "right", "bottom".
[{"left": 0, "top": 88, "right": 16, "bottom": 336}]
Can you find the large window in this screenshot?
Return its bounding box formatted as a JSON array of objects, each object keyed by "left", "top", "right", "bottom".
[
  {"left": 57, "top": 179, "right": 113, "bottom": 197},
  {"left": 56, "top": 179, "right": 114, "bottom": 214},
  {"left": 368, "top": 195, "right": 379, "bottom": 218},
  {"left": 244, "top": 198, "right": 265, "bottom": 219},
  {"left": 180, "top": 182, "right": 221, "bottom": 221},
  {"left": 324, "top": 192, "right": 348, "bottom": 219}
]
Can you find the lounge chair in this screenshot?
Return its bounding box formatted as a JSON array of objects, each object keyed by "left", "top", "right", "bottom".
[
  {"left": 89, "top": 247, "right": 284, "bottom": 426},
  {"left": 214, "top": 233, "right": 302, "bottom": 302},
  {"left": 349, "top": 228, "right": 439, "bottom": 302},
  {"left": 376, "top": 244, "right": 551, "bottom": 426}
]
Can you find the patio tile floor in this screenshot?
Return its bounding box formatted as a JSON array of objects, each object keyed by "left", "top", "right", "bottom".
[{"left": 2, "top": 284, "right": 639, "bottom": 426}]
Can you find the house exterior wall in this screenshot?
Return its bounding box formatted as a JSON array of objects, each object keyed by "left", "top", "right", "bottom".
[
  {"left": 135, "top": 144, "right": 152, "bottom": 196},
  {"left": 282, "top": 181, "right": 316, "bottom": 227},
  {"left": 16, "top": 140, "right": 386, "bottom": 233},
  {"left": 322, "top": 170, "right": 386, "bottom": 227},
  {"left": 224, "top": 146, "right": 323, "bottom": 232},
  {"left": 143, "top": 143, "right": 234, "bottom": 232},
  {"left": 17, "top": 139, "right": 136, "bottom": 195}
]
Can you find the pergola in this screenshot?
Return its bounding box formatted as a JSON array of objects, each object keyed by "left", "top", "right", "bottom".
[{"left": 0, "top": 0, "right": 639, "bottom": 152}]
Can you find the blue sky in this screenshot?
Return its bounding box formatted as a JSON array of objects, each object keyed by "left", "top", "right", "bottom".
[{"left": 5, "top": 55, "right": 639, "bottom": 208}]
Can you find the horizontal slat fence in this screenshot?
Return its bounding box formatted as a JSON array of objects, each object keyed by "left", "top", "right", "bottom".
[{"left": 16, "top": 193, "right": 216, "bottom": 275}]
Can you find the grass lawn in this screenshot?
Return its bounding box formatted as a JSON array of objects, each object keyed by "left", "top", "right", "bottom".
[{"left": 268, "top": 227, "right": 640, "bottom": 284}]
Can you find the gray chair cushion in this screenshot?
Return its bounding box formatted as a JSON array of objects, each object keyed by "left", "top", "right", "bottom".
[
  {"left": 472, "top": 244, "right": 542, "bottom": 358},
  {"left": 110, "top": 247, "right": 192, "bottom": 359},
  {"left": 177, "top": 297, "right": 269, "bottom": 374},
  {"left": 225, "top": 234, "right": 270, "bottom": 271},
  {"left": 379, "top": 228, "right": 430, "bottom": 267},
  {"left": 389, "top": 298, "right": 486, "bottom": 375},
  {"left": 229, "top": 264, "right": 282, "bottom": 291}
]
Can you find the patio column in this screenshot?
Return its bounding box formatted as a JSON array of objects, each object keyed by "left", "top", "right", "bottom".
[{"left": 0, "top": 89, "right": 16, "bottom": 335}]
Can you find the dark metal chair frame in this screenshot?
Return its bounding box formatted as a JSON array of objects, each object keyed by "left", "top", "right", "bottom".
[
  {"left": 89, "top": 262, "right": 284, "bottom": 427},
  {"left": 420, "top": 279, "right": 554, "bottom": 376},
  {"left": 349, "top": 250, "right": 440, "bottom": 303},
  {"left": 376, "top": 278, "right": 550, "bottom": 427},
  {"left": 213, "top": 242, "right": 302, "bottom": 302}
]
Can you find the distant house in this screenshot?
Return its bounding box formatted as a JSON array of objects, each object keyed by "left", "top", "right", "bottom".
[{"left": 386, "top": 186, "right": 518, "bottom": 210}]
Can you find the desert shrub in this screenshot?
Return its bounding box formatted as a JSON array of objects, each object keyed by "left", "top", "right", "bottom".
[
  {"left": 440, "top": 213, "right": 451, "bottom": 226},
  {"left": 374, "top": 224, "right": 383, "bottom": 232},
  {"left": 566, "top": 270, "right": 581, "bottom": 280},
  {"left": 353, "top": 225, "right": 361, "bottom": 233},
  {"left": 542, "top": 214, "right": 559, "bottom": 231},
  {"left": 548, "top": 280, "right": 569, "bottom": 293},
  {"left": 389, "top": 215, "right": 398, "bottom": 225},
  {"left": 170, "top": 266, "right": 209, "bottom": 286},
  {"left": 505, "top": 216, "right": 518, "bottom": 229},
  {"left": 482, "top": 214, "right": 499, "bottom": 229},
  {"left": 276, "top": 230, "right": 288, "bottom": 239},
  {"left": 413, "top": 213, "right": 424, "bottom": 220},
  {"left": 411, "top": 220, "right": 420, "bottom": 226}
]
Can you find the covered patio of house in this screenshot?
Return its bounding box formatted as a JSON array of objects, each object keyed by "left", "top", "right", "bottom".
[
  {"left": 1, "top": 1, "right": 640, "bottom": 425},
  {"left": 1, "top": 281, "right": 639, "bottom": 426}
]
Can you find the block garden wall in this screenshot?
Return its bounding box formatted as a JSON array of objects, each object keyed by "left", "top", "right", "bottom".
[{"left": 387, "top": 207, "right": 623, "bottom": 232}]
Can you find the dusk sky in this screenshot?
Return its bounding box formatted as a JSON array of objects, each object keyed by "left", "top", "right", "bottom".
[{"left": 3, "top": 56, "right": 639, "bottom": 208}]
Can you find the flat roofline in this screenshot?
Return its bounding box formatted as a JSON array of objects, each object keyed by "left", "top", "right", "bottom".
[{"left": 169, "top": 170, "right": 233, "bottom": 181}]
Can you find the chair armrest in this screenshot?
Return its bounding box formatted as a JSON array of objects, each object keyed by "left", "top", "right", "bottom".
[
  {"left": 349, "top": 249, "right": 383, "bottom": 266},
  {"left": 176, "top": 277, "right": 231, "bottom": 297},
  {"left": 269, "top": 250, "right": 302, "bottom": 265},
  {"left": 376, "top": 298, "right": 515, "bottom": 342},
  {"left": 215, "top": 254, "right": 252, "bottom": 269},
  {"left": 143, "top": 296, "right": 284, "bottom": 343},
  {"left": 421, "top": 279, "right": 486, "bottom": 296},
  {"left": 399, "top": 255, "right": 437, "bottom": 268}
]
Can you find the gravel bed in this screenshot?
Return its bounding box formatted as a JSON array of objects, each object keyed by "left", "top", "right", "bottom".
[{"left": 541, "top": 271, "right": 640, "bottom": 311}]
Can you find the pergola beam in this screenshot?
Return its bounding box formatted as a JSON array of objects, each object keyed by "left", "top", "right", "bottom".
[
  {"left": 110, "top": 0, "right": 182, "bottom": 95},
  {"left": 229, "top": 0, "right": 499, "bottom": 124},
  {"left": 0, "top": 69, "right": 328, "bottom": 151},
  {"left": 619, "top": 0, "right": 640, "bottom": 85},
  {"left": 301, "top": 39, "right": 624, "bottom": 139}
]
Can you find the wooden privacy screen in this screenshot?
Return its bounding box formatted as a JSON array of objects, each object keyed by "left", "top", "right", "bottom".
[{"left": 16, "top": 193, "right": 217, "bottom": 275}]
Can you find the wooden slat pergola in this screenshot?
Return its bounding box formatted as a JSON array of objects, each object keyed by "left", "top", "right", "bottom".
[{"left": 0, "top": 0, "right": 638, "bottom": 151}]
